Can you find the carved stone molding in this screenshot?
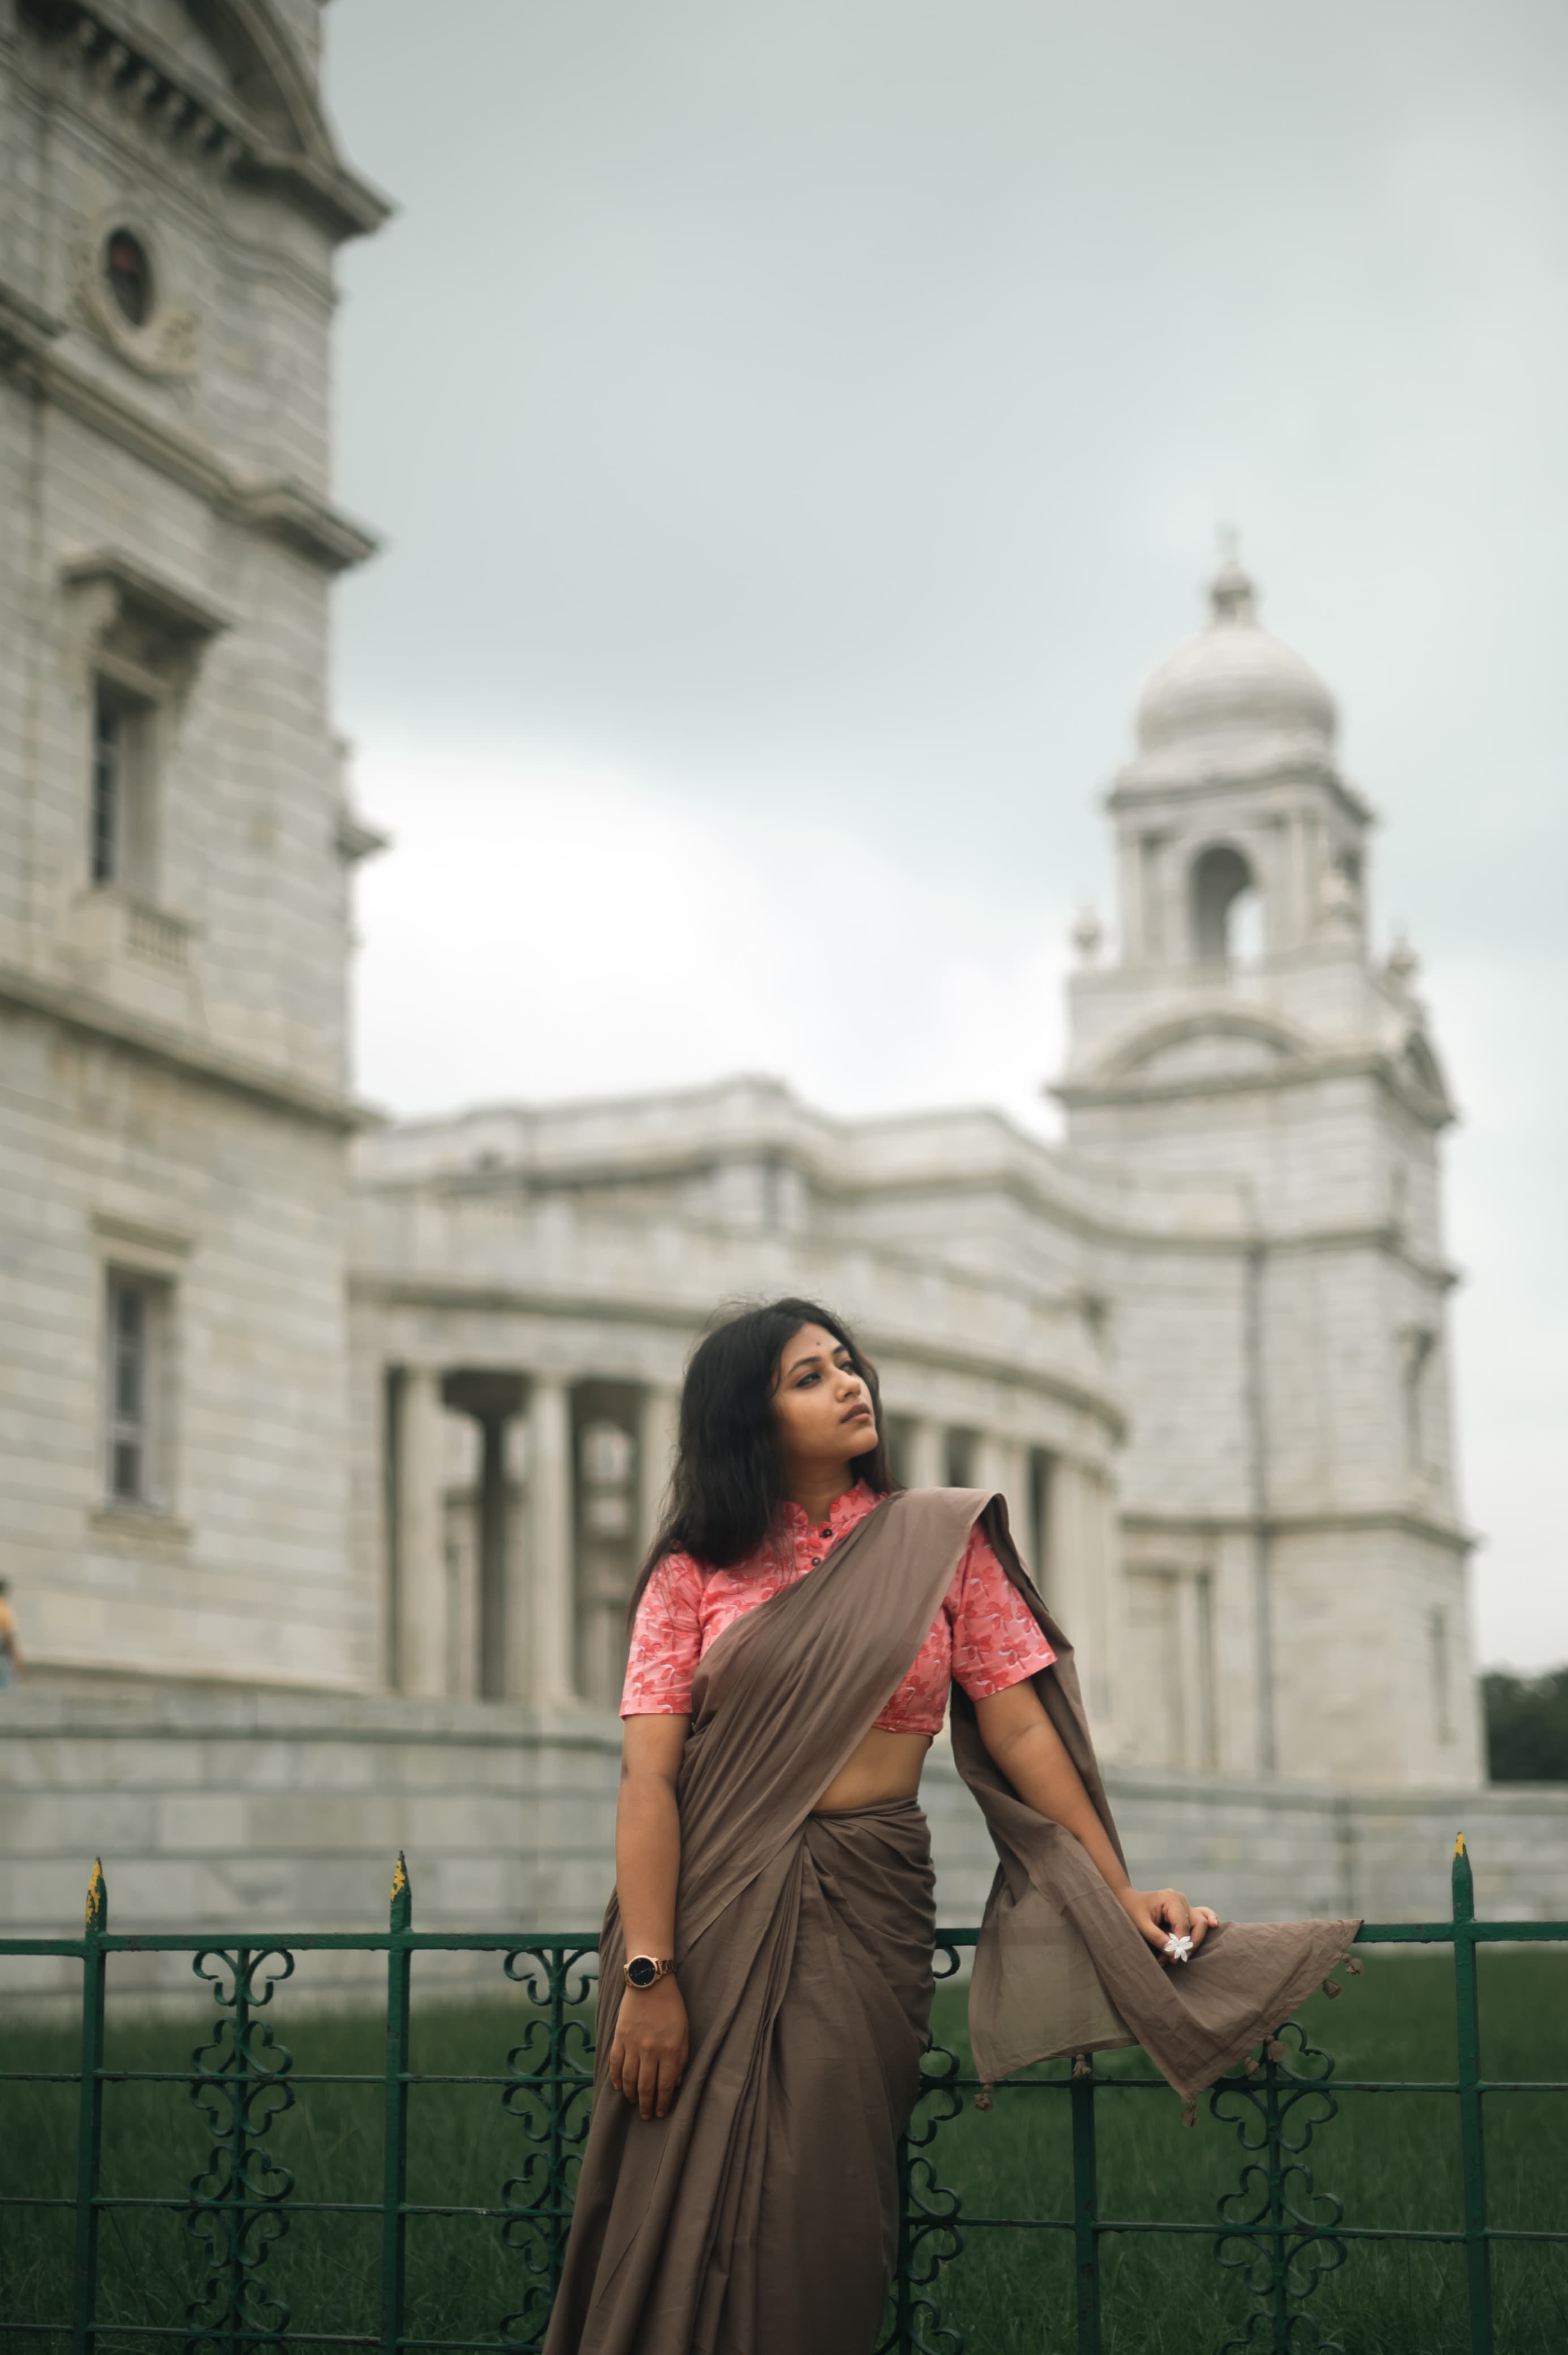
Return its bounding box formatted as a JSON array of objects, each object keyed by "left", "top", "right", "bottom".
[
  {"left": 0, "top": 275, "right": 68, "bottom": 371},
  {"left": 61, "top": 549, "right": 233, "bottom": 647},
  {"left": 61, "top": 547, "right": 232, "bottom": 710},
  {"left": 20, "top": 0, "right": 391, "bottom": 242}
]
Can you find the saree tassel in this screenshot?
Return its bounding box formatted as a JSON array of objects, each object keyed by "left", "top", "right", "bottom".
[
  {"left": 1180, "top": 2101, "right": 1197, "bottom": 2129},
  {"left": 1244, "top": 2054, "right": 1260, "bottom": 2076},
  {"left": 1072, "top": 2055, "right": 1092, "bottom": 2079},
  {"left": 1346, "top": 1956, "right": 1364, "bottom": 1975},
  {"left": 1322, "top": 1977, "right": 1343, "bottom": 1999},
  {"left": 974, "top": 2082, "right": 993, "bottom": 2112},
  {"left": 1266, "top": 2039, "right": 1288, "bottom": 2063}
]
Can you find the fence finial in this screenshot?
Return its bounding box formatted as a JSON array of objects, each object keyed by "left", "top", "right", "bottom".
[
  {"left": 85, "top": 1858, "right": 106, "bottom": 1933},
  {"left": 1451, "top": 1830, "right": 1475, "bottom": 1923},
  {"left": 390, "top": 1850, "right": 412, "bottom": 1931},
  {"left": 1454, "top": 1831, "right": 1466, "bottom": 1858}
]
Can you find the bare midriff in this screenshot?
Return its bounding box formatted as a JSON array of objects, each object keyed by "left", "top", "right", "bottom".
[{"left": 810, "top": 1726, "right": 933, "bottom": 1814}]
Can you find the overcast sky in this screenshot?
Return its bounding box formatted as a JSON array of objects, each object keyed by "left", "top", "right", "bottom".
[{"left": 324, "top": 0, "right": 1567, "bottom": 1670}]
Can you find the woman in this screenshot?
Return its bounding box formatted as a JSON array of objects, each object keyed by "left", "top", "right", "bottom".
[{"left": 546, "top": 1299, "right": 1356, "bottom": 2355}]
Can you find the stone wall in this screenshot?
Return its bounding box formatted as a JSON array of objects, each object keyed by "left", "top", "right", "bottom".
[{"left": 3, "top": 1690, "right": 1562, "bottom": 2016}]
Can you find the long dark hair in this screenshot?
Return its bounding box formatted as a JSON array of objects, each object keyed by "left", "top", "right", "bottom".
[{"left": 628, "top": 1296, "right": 898, "bottom": 1622}]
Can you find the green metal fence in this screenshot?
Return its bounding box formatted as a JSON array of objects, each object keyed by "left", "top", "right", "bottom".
[{"left": 1, "top": 1837, "right": 1563, "bottom": 2354}]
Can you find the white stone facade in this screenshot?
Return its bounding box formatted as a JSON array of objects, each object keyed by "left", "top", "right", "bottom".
[
  {"left": 0, "top": 0, "right": 1483, "bottom": 1904},
  {"left": 0, "top": 0, "right": 386, "bottom": 1689}
]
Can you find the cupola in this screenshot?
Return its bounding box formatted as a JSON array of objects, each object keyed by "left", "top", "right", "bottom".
[{"left": 1134, "top": 552, "right": 1336, "bottom": 766}]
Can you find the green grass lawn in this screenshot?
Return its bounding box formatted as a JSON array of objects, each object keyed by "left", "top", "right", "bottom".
[{"left": 1, "top": 1949, "right": 1564, "bottom": 2354}]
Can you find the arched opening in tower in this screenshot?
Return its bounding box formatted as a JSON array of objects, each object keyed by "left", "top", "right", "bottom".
[{"left": 1189, "top": 843, "right": 1262, "bottom": 967}]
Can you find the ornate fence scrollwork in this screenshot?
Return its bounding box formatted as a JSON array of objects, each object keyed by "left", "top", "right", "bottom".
[
  {"left": 184, "top": 1945, "right": 298, "bottom": 2352},
  {"left": 881, "top": 1936, "right": 967, "bottom": 2355},
  {"left": 5, "top": 1843, "right": 1563, "bottom": 2355},
  {"left": 497, "top": 1943, "right": 601, "bottom": 2348},
  {"left": 1210, "top": 2018, "right": 1347, "bottom": 2353}
]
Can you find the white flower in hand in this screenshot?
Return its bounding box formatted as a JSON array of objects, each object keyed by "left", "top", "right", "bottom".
[{"left": 1163, "top": 1931, "right": 1194, "bottom": 1964}]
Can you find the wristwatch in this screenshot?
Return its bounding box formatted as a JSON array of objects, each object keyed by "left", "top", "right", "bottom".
[{"left": 623, "top": 1954, "right": 677, "bottom": 1992}]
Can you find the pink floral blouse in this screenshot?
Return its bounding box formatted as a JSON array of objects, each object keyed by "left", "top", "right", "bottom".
[{"left": 620, "top": 1481, "right": 1055, "bottom": 1736}]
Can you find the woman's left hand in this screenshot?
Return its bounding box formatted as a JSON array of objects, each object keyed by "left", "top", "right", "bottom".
[{"left": 1119, "top": 1886, "right": 1219, "bottom": 1962}]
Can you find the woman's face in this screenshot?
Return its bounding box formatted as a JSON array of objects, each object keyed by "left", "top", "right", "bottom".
[{"left": 770, "top": 1323, "right": 877, "bottom": 1473}]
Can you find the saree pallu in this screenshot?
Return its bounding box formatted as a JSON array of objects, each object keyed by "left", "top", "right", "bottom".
[{"left": 546, "top": 1489, "right": 1360, "bottom": 2355}]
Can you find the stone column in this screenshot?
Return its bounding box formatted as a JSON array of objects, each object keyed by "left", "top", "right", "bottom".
[
  {"left": 906, "top": 1418, "right": 946, "bottom": 1490},
  {"left": 527, "top": 1374, "right": 577, "bottom": 1711},
  {"left": 1049, "top": 1457, "right": 1120, "bottom": 1740},
  {"left": 503, "top": 1411, "right": 532, "bottom": 1702},
  {"left": 1173, "top": 1570, "right": 1215, "bottom": 1772},
  {"left": 637, "top": 1385, "right": 680, "bottom": 1555},
  {"left": 397, "top": 1366, "right": 447, "bottom": 1699},
  {"left": 446, "top": 1411, "right": 482, "bottom": 1703},
  {"left": 1118, "top": 834, "right": 1144, "bottom": 961},
  {"left": 974, "top": 1435, "right": 1026, "bottom": 1513},
  {"left": 475, "top": 1415, "right": 508, "bottom": 1700}
]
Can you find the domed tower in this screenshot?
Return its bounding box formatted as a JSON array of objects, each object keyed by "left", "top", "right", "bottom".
[{"left": 1061, "top": 553, "right": 1480, "bottom": 1791}]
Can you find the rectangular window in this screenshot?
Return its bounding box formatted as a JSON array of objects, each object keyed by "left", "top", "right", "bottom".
[
  {"left": 91, "top": 687, "right": 123, "bottom": 883},
  {"left": 104, "top": 1271, "right": 161, "bottom": 1506},
  {"left": 89, "top": 680, "right": 153, "bottom": 889}
]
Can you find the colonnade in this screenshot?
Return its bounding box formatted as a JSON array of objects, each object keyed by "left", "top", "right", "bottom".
[
  {"left": 389, "top": 1368, "right": 679, "bottom": 1711},
  {"left": 388, "top": 1371, "right": 1119, "bottom": 1725}
]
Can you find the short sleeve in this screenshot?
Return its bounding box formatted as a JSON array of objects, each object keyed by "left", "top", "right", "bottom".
[
  {"left": 949, "top": 1526, "right": 1056, "bottom": 1702},
  {"left": 620, "top": 1552, "right": 704, "bottom": 1716}
]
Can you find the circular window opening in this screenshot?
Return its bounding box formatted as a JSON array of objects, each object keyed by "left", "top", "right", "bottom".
[{"left": 103, "top": 229, "right": 154, "bottom": 327}]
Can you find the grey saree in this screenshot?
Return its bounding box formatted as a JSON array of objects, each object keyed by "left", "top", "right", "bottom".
[{"left": 545, "top": 1488, "right": 1358, "bottom": 2355}]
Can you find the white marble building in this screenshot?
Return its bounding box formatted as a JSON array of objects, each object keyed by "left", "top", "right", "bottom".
[
  {"left": 0, "top": 0, "right": 387, "bottom": 1697},
  {"left": 353, "top": 547, "right": 1478, "bottom": 1792},
  {"left": 1, "top": 0, "right": 1483, "bottom": 1926}
]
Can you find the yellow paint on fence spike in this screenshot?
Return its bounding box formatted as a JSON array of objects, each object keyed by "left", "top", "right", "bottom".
[
  {"left": 1455, "top": 1832, "right": 1466, "bottom": 1858},
  {"left": 392, "top": 1852, "right": 409, "bottom": 1902},
  {"left": 85, "top": 1858, "right": 105, "bottom": 1930}
]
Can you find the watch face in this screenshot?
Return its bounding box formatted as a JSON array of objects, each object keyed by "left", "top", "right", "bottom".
[{"left": 626, "top": 1956, "right": 659, "bottom": 1990}]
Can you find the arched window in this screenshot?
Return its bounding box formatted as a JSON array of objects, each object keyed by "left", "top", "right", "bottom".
[{"left": 1189, "top": 843, "right": 1262, "bottom": 966}]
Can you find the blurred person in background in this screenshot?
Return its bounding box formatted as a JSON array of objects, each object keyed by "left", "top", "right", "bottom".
[{"left": 0, "top": 1579, "right": 22, "bottom": 1689}]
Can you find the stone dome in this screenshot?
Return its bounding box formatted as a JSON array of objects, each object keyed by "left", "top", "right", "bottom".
[{"left": 1135, "top": 554, "right": 1336, "bottom": 756}]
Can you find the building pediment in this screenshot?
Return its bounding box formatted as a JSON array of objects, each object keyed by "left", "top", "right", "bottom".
[
  {"left": 1059, "top": 1000, "right": 1458, "bottom": 1129},
  {"left": 22, "top": 0, "right": 391, "bottom": 238},
  {"left": 1070, "top": 1005, "right": 1313, "bottom": 1094}
]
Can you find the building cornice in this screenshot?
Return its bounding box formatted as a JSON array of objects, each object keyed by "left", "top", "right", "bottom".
[
  {"left": 0, "top": 277, "right": 67, "bottom": 366},
  {"left": 0, "top": 306, "right": 379, "bottom": 572},
  {"left": 0, "top": 958, "right": 369, "bottom": 1131},
  {"left": 1107, "top": 752, "right": 1377, "bottom": 829},
  {"left": 355, "top": 1138, "right": 1456, "bottom": 1279},
  {"left": 1122, "top": 1505, "right": 1475, "bottom": 1555},
  {"left": 349, "top": 1273, "right": 1127, "bottom": 1438}
]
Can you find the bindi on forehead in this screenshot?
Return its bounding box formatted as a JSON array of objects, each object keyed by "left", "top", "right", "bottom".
[{"left": 781, "top": 1326, "right": 846, "bottom": 1378}]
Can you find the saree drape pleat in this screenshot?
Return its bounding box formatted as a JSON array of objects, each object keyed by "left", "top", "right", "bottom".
[{"left": 545, "top": 1489, "right": 1360, "bottom": 2355}]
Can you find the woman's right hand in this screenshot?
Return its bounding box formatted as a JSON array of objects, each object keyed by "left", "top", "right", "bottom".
[{"left": 609, "top": 1979, "right": 689, "bottom": 2120}]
